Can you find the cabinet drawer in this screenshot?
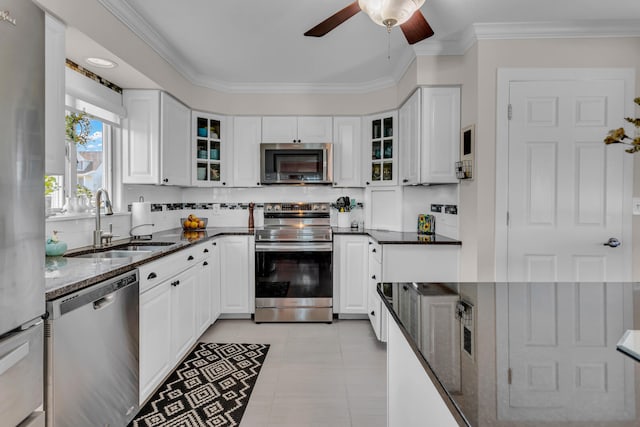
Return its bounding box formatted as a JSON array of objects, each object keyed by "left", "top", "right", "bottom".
[{"left": 139, "top": 245, "right": 204, "bottom": 293}]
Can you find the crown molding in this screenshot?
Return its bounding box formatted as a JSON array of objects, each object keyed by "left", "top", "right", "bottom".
[
  {"left": 95, "top": 0, "right": 201, "bottom": 84},
  {"left": 473, "top": 20, "right": 640, "bottom": 40}
]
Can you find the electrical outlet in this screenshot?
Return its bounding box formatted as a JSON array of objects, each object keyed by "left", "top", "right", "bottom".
[
  {"left": 633, "top": 198, "right": 640, "bottom": 215},
  {"left": 431, "top": 204, "right": 443, "bottom": 213},
  {"left": 212, "top": 203, "right": 221, "bottom": 214},
  {"left": 444, "top": 205, "right": 458, "bottom": 215}
]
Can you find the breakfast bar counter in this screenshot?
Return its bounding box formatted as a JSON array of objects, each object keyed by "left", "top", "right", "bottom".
[
  {"left": 379, "top": 282, "right": 640, "bottom": 427},
  {"left": 332, "top": 227, "right": 462, "bottom": 245}
]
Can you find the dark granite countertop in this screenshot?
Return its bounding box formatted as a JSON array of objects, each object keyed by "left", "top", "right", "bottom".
[
  {"left": 45, "top": 226, "right": 460, "bottom": 301},
  {"left": 379, "top": 282, "right": 640, "bottom": 427},
  {"left": 332, "top": 227, "right": 461, "bottom": 245},
  {"left": 45, "top": 227, "right": 254, "bottom": 300}
]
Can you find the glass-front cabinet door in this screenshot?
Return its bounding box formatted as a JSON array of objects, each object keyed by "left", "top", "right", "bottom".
[
  {"left": 192, "top": 111, "right": 227, "bottom": 186},
  {"left": 365, "top": 111, "right": 397, "bottom": 186}
]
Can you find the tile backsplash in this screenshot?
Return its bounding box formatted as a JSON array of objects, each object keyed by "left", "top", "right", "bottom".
[{"left": 47, "top": 184, "right": 459, "bottom": 250}]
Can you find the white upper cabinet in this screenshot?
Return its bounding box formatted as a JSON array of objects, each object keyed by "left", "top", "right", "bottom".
[
  {"left": 122, "top": 90, "right": 190, "bottom": 185},
  {"left": 398, "top": 87, "right": 461, "bottom": 185},
  {"left": 363, "top": 111, "right": 398, "bottom": 187},
  {"left": 231, "top": 116, "right": 262, "bottom": 187},
  {"left": 332, "top": 116, "right": 362, "bottom": 187},
  {"left": 420, "top": 87, "right": 460, "bottom": 184},
  {"left": 262, "top": 116, "right": 332, "bottom": 143},
  {"left": 44, "top": 13, "right": 66, "bottom": 176},
  {"left": 192, "top": 111, "right": 229, "bottom": 187},
  {"left": 123, "top": 90, "right": 160, "bottom": 184},
  {"left": 161, "top": 93, "right": 191, "bottom": 186},
  {"left": 399, "top": 90, "right": 421, "bottom": 185}
]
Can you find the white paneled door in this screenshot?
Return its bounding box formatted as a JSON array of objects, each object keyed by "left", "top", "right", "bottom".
[{"left": 507, "top": 79, "right": 630, "bottom": 282}]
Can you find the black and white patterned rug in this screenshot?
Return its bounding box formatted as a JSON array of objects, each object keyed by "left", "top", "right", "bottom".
[{"left": 130, "top": 342, "right": 269, "bottom": 427}]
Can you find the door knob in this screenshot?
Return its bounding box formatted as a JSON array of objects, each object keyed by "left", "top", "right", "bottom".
[{"left": 603, "top": 238, "right": 621, "bottom": 248}]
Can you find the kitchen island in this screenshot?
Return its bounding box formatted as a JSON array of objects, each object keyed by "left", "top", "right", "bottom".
[{"left": 380, "top": 282, "right": 640, "bottom": 426}]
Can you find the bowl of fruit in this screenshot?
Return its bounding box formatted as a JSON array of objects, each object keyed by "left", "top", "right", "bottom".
[{"left": 181, "top": 215, "right": 207, "bottom": 230}]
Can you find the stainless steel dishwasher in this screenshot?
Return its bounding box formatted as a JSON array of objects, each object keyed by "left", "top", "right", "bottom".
[{"left": 45, "top": 270, "right": 139, "bottom": 427}]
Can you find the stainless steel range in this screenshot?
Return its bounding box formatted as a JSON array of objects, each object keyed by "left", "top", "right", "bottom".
[{"left": 255, "top": 202, "right": 333, "bottom": 322}]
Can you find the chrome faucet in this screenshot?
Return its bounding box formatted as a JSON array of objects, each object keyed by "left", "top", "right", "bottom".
[{"left": 93, "top": 188, "right": 114, "bottom": 248}]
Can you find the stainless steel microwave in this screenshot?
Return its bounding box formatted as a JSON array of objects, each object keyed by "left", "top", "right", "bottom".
[{"left": 260, "top": 143, "right": 333, "bottom": 185}]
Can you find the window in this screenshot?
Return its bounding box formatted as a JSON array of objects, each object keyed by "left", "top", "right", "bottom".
[
  {"left": 75, "top": 117, "right": 110, "bottom": 198},
  {"left": 47, "top": 113, "right": 112, "bottom": 214}
]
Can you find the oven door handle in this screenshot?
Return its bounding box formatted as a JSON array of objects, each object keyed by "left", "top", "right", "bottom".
[{"left": 255, "top": 242, "right": 333, "bottom": 252}]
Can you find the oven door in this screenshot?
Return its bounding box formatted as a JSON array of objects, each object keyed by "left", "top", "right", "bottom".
[{"left": 255, "top": 242, "right": 332, "bottom": 321}]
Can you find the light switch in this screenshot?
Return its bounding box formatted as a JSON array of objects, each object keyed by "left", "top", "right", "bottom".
[{"left": 633, "top": 198, "right": 640, "bottom": 216}]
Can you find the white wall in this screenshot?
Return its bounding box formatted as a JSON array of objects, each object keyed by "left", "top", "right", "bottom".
[{"left": 473, "top": 37, "right": 640, "bottom": 281}]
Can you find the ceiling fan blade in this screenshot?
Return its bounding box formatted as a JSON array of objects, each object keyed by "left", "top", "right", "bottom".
[
  {"left": 400, "top": 10, "right": 434, "bottom": 45},
  {"left": 304, "top": 1, "right": 361, "bottom": 37}
]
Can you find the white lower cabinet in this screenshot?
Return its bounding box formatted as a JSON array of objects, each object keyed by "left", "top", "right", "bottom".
[
  {"left": 218, "top": 236, "right": 254, "bottom": 315},
  {"left": 170, "top": 269, "right": 197, "bottom": 364},
  {"left": 139, "top": 242, "right": 216, "bottom": 404},
  {"left": 195, "top": 252, "right": 213, "bottom": 336},
  {"left": 139, "top": 280, "right": 172, "bottom": 404},
  {"left": 367, "top": 239, "right": 386, "bottom": 341},
  {"left": 210, "top": 240, "right": 222, "bottom": 321},
  {"left": 335, "top": 235, "right": 369, "bottom": 315}
]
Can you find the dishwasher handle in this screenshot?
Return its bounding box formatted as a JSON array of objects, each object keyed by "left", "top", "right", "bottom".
[{"left": 93, "top": 294, "right": 116, "bottom": 311}]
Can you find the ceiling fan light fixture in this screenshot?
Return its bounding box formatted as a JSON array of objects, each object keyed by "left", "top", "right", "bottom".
[{"left": 358, "top": 0, "right": 425, "bottom": 28}]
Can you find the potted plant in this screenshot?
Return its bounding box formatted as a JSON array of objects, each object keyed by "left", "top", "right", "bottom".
[{"left": 604, "top": 97, "right": 640, "bottom": 153}]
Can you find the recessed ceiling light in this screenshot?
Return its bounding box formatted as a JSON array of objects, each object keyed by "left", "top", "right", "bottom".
[{"left": 85, "top": 57, "right": 117, "bottom": 68}]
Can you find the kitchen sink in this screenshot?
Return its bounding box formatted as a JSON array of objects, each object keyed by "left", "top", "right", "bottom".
[
  {"left": 111, "top": 242, "right": 177, "bottom": 252},
  {"left": 71, "top": 250, "right": 153, "bottom": 259},
  {"left": 66, "top": 241, "right": 177, "bottom": 258}
]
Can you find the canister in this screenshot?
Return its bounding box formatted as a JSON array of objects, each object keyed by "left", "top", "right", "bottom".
[{"left": 417, "top": 214, "right": 435, "bottom": 235}]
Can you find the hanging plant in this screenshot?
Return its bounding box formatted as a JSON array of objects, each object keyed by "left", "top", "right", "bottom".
[
  {"left": 604, "top": 97, "right": 640, "bottom": 153},
  {"left": 65, "top": 112, "right": 91, "bottom": 145}
]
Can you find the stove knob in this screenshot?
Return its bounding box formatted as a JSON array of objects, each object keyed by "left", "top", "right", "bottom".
[
  {"left": 274, "top": 204, "right": 281, "bottom": 211},
  {"left": 312, "top": 204, "right": 319, "bottom": 211},
  {"left": 265, "top": 204, "right": 272, "bottom": 212},
  {"left": 321, "top": 205, "right": 328, "bottom": 211}
]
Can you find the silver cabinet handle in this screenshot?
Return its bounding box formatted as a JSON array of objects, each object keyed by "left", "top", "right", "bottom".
[{"left": 603, "top": 238, "right": 621, "bottom": 248}]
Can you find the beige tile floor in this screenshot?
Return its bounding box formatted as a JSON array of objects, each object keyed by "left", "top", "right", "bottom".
[{"left": 199, "top": 319, "right": 387, "bottom": 427}]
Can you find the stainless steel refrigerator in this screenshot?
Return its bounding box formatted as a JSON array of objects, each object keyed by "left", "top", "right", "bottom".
[{"left": 0, "top": 0, "right": 46, "bottom": 426}]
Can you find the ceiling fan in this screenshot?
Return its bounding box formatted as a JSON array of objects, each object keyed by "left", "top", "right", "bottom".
[{"left": 304, "top": 0, "right": 434, "bottom": 45}]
